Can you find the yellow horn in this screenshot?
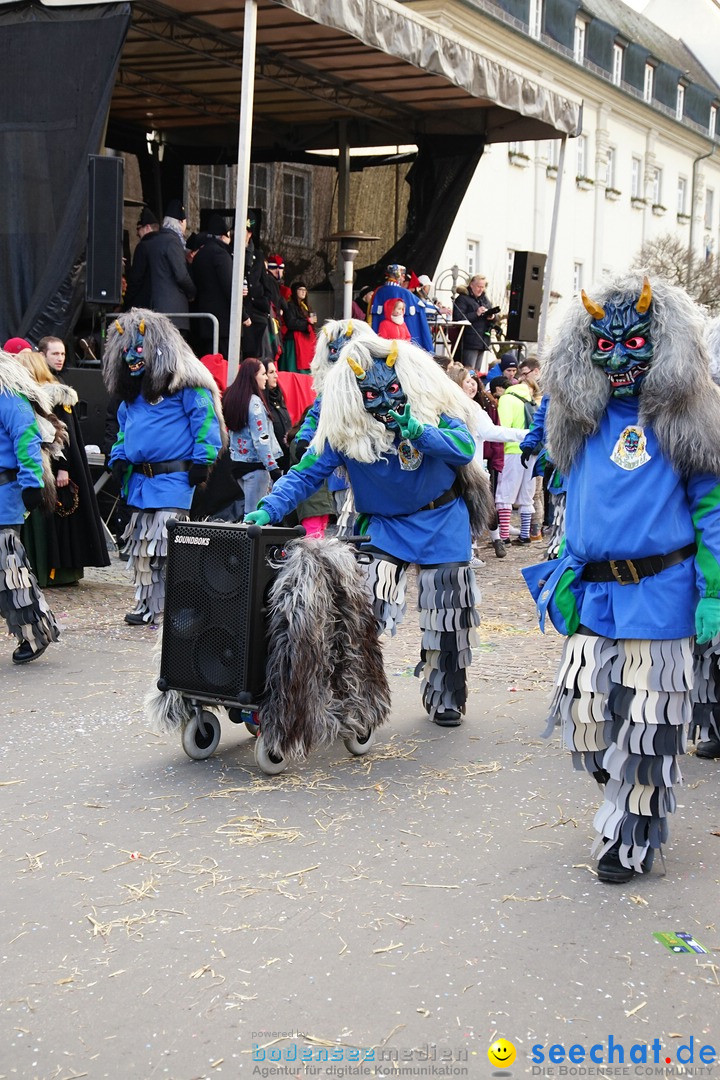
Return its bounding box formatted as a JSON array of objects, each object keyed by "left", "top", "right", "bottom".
[
  {"left": 635, "top": 276, "right": 652, "bottom": 315},
  {"left": 581, "top": 290, "right": 605, "bottom": 320},
  {"left": 346, "top": 355, "right": 365, "bottom": 379},
  {"left": 346, "top": 323, "right": 354, "bottom": 337},
  {"left": 114, "top": 319, "right": 124, "bottom": 335},
  {"left": 139, "top": 319, "right": 146, "bottom": 334},
  {"left": 386, "top": 342, "right": 398, "bottom": 368}
]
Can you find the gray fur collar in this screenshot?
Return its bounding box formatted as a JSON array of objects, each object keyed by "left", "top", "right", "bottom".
[{"left": 543, "top": 273, "right": 720, "bottom": 478}]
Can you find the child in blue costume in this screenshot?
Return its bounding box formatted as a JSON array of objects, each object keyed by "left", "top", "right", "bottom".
[
  {"left": 104, "top": 310, "right": 225, "bottom": 625},
  {"left": 523, "top": 273, "right": 720, "bottom": 883},
  {"left": 247, "top": 332, "right": 496, "bottom": 726},
  {"left": 0, "top": 348, "right": 61, "bottom": 663}
]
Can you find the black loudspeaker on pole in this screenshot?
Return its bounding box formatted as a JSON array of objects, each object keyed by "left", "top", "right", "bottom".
[
  {"left": 506, "top": 251, "right": 547, "bottom": 343},
  {"left": 87, "top": 155, "right": 124, "bottom": 305}
]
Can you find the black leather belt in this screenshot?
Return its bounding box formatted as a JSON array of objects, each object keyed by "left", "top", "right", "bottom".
[
  {"left": 0, "top": 468, "right": 18, "bottom": 486},
  {"left": 132, "top": 459, "right": 192, "bottom": 478},
  {"left": 419, "top": 482, "right": 459, "bottom": 513},
  {"left": 582, "top": 543, "right": 696, "bottom": 585}
]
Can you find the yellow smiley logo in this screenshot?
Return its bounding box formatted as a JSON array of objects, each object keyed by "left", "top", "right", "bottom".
[{"left": 488, "top": 1039, "right": 517, "bottom": 1069}]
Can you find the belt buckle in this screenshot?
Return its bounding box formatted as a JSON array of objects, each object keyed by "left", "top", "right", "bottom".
[
  {"left": 610, "top": 559, "right": 639, "bottom": 585},
  {"left": 142, "top": 462, "right": 154, "bottom": 478}
]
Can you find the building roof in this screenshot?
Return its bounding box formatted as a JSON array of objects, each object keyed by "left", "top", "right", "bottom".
[{"left": 580, "top": 0, "right": 720, "bottom": 94}]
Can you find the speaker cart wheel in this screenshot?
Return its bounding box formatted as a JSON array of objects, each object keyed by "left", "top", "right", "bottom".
[
  {"left": 344, "top": 728, "right": 376, "bottom": 757},
  {"left": 254, "top": 735, "right": 287, "bottom": 775},
  {"left": 182, "top": 710, "right": 221, "bottom": 760}
]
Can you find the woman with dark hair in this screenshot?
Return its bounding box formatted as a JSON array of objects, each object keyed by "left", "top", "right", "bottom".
[
  {"left": 280, "top": 281, "right": 317, "bottom": 372},
  {"left": 213, "top": 358, "right": 282, "bottom": 521},
  {"left": 262, "top": 359, "right": 292, "bottom": 473}
]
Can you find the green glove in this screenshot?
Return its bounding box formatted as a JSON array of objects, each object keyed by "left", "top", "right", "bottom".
[
  {"left": 389, "top": 403, "right": 424, "bottom": 441},
  {"left": 695, "top": 597, "right": 720, "bottom": 643},
  {"left": 244, "top": 509, "right": 271, "bottom": 526}
]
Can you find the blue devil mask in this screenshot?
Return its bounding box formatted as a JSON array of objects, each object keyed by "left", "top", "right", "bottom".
[
  {"left": 347, "top": 348, "right": 406, "bottom": 430},
  {"left": 117, "top": 320, "right": 146, "bottom": 377},
  {"left": 582, "top": 278, "right": 653, "bottom": 397},
  {"left": 324, "top": 322, "right": 355, "bottom": 364}
]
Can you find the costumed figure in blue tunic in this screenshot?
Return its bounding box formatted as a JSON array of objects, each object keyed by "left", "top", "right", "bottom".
[
  {"left": 691, "top": 315, "right": 720, "bottom": 760},
  {"left": 0, "top": 348, "right": 63, "bottom": 663},
  {"left": 523, "top": 273, "right": 720, "bottom": 883},
  {"left": 246, "top": 330, "right": 496, "bottom": 726},
  {"left": 104, "top": 310, "right": 225, "bottom": 625}
]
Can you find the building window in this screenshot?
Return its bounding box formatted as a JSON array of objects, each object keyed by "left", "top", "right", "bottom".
[
  {"left": 644, "top": 64, "right": 654, "bottom": 104},
  {"left": 710, "top": 105, "right": 717, "bottom": 137},
  {"left": 612, "top": 44, "right": 623, "bottom": 87},
  {"left": 528, "top": 0, "right": 542, "bottom": 40},
  {"left": 676, "top": 83, "right": 685, "bottom": 121},
  {"left": 546, "top": 140, "right": 560, "bottom": 168},
  {"left": 467, "top": 239, "right": 481, "bottom": 276},
  {"left": 631, "top": 156, "right": 643, "bottom": 199},
  {"left": 574, "top": 18, "right": 586, "bottom": 64},
  {"left": 652, "top": 168, "right": 663, "bottom": 205},
  {"left": 507, "top": 249, "right": 515, "bottom": 285},
  {"left": 576, "top": 134, "right": 588, "bottom": 178},
  {"left": 706, "top": 188, "right": 714, "bottom": 231},
  {"left": 677, "top": 176, "right": 687, "bottom": 215},
  {"left": 282, "top": 166, "right": 310, "bottom": 243},
  {"left": 249, "top": 163, "right": 270, "bottom": 214},
  {"left": 605, "top": 147, "right": 616, "bottom": 188},
  {"left": 573, "top": 263, "right": 583, "bottom": 293},
  {"left": 198, "top": 165, "right": 231, "bottom": 209},
  {"left": 508, "top": 140, "right": 525, "bottom": 155}
]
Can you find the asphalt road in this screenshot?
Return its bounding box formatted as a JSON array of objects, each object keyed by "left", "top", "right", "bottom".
[{"left": 1, "top": 546, "right": 718, "bottom": 1080}]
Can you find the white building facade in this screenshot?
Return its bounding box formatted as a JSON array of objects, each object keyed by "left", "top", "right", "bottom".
[{"left": 409, "top": 0, "right": 720, "bottom": 330}]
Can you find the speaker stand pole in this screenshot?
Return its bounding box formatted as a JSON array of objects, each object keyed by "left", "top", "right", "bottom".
[
  {"left": 537, "top": 134, "right": 567, "bottom": 351},
  {"left": 227, "top": 0, "right": 258, "bottom": 386}
]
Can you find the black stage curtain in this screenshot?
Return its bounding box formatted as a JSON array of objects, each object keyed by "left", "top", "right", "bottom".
[
  {"left": 0, "top": 1, "right": 130, "bottom": 344},
  {"left": 355, "top": 135, "right": 485, "bottom": 287}
]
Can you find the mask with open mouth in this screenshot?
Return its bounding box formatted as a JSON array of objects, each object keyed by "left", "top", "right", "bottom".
[
  {"left": 349, "top": 354, "right": 407, "bottom": 430},
  {"left": 583, "top": 278, "right": 653, "bottom": 398},
  {"left": 123, "top": 327, "right": 146, "bottom": 377}
]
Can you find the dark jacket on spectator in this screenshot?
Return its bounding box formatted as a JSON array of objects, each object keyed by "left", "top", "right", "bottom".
[
  {"left": 191, "top": 236, "right": 233, "bottom": 356},
  {"left": 145, "top": 227, "right": 196, "bottom": 330}
]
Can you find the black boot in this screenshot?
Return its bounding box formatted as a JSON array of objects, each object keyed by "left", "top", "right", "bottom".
[
  {"left": 696, "top": 734, "right": 720, "bottom": 759},
  {"left": 597, "top": 841, "right": 653, "bottom": 884},
  {"left": 433, "top": 708, "right": 463, "bottom": 727},
  {"left": 12, "top": 639, "right": 48, "bottom": 665}
]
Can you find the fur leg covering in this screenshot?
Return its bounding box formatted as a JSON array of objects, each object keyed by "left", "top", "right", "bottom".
[
  {"left": 361, "top": 554, "right": 408, "bottom": 637},
  {"left": 259, "top": 538, "right": 391, "bottom": 760},
  {"left": 691, "top": 634, "right": 720, "bottom": 743},
  {"left": 456, "top": 458, "right": 498, "bottom": 535},
  {"left": 123, "top": 509, "right": 188, "bottom": 617},
  {"left": 0, "top": 528, "right": 59, "bottom": 651},
  {"left": 415, "top": 564, "right": 481, "bottom": 719},
  {"left": 546, "top": 491, "right": 566, "bottom": 560},
  {"left": 548, "top": 632, "right": 692, "bottom": 871}
]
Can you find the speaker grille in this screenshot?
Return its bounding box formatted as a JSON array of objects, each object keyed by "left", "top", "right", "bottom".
[
  {"left": 87, "top": 155, "right": 123, "bottom": 305},
  {"left": 161, "top": 522, "right": 253, "bottom": 698}
]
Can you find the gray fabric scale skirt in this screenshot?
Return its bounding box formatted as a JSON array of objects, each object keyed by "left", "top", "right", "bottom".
[
  {"left": 122, "top": 508, "right": 189, "bottom": 619},
  {"left": 0, "top": 527, "right": 59, "bottom": 652},
  {"left": 547, "top": 632, "right": 693, "bottom": 872},
  {"left": 361, "top": 555, "right": 481, "bottom": 718}
]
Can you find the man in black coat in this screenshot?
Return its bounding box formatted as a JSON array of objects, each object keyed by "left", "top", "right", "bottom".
[
  {"left": 123, "top": 207, "right": 160, "bottom": 311},
  {"left": 453, "top": 273, "right": 497, "bottom": 373},
  {"left": 242, "top": 212, "right": 274, "bottom": 360},
  {"left": 144, "top": 199, "right": 197, "bottom": 335},
  {"left": 190, "top": 214, "right": 233, "bottom": 358}
]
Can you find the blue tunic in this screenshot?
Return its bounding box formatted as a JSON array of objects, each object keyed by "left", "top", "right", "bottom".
[
  {"left": 525, "top": 397, "right": 720, "bottom": 639},
  {"left": 258, "top": 416, "right": 475, "bottom": 564},
  {"left": 109, "top": 388, "right": 222, "bottom": 511},
  {"left": 0, "top": 390, "right": 43, "bottom": 526}
]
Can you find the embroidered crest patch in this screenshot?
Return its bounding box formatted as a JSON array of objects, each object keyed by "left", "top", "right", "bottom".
[
  {"left": 397, "top": 439, "right": 423, "bottom": 471},
  {"left": 610, "top": 425, "right": 651, "bottom": 471}
]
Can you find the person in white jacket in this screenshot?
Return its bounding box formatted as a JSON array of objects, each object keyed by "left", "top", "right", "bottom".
[{"left": 446, "top": 364, "right": 526, "bottom": 563}]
